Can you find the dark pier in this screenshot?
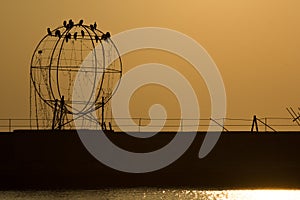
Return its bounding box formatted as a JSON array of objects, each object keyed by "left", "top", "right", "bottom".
[{"left": 0, "top": 130, "right": 299, "bottom": 190}]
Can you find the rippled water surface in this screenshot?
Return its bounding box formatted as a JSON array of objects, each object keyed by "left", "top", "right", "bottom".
[{"left": 0, "top": 188, "right": 300, "bottom": 200}]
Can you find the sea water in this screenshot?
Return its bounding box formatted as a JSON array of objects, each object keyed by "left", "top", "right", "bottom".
[{"left": 0, "top": 188, "right": 300, "bottom": 200}]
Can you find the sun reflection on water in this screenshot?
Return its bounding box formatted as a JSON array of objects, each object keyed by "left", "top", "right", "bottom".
[
  {"left": 139, "top": 189, "right": 300, "bottom": 200},
  {"left": 1, "top": 189, "right": 300, "bottom": 199},
  {"left": 175, "top": 189, "right": 300, "bottom": 200},
  {"left": 226, "top": 189, "right": 300, "bottom": 200}
]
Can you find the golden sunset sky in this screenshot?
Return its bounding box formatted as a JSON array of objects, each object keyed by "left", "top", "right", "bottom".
[{"left": 0, "top": 0, "right": 299, "bottom": 121}]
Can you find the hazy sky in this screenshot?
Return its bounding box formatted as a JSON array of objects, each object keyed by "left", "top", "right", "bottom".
[{"left": 0, "top": 0, "right": 299, "bottom": 121}]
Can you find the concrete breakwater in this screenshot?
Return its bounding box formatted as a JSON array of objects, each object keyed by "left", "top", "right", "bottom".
[{"left": 0, "top": 130, "right": 299, "bottom": 190}]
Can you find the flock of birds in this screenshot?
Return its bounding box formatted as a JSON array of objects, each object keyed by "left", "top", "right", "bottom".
[{"left": 46, "top": 19, "right": 111, "bottom": 43}]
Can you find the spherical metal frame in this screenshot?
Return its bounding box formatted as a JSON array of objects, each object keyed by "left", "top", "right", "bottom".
[{"left": 30, "top": 20, "right": 122, "bottom": 117}]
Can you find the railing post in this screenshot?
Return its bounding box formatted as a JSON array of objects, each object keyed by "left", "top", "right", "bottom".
[
  {"left": 138, "top": 118, "right": 141, "bottom": 133},
  {"left": 251, "top": 115, "right": 258, "bottom": 133},
  {"left": 8, "top": 119, "right": 11, "bottom": 132}
]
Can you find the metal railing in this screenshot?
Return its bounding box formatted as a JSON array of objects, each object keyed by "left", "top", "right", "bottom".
[{"left": 1, "top": 117, "right": 300, "bottom": 132}]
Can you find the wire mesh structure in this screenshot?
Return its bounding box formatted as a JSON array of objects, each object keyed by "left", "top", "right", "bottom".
[{"left": 30, "top": 19, "right": 122, "bottom": 130}]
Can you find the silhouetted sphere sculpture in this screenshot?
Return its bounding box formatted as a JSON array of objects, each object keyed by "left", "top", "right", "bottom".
[{"left": 30, "top": 19, "right": 122, "bottom": 115}]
